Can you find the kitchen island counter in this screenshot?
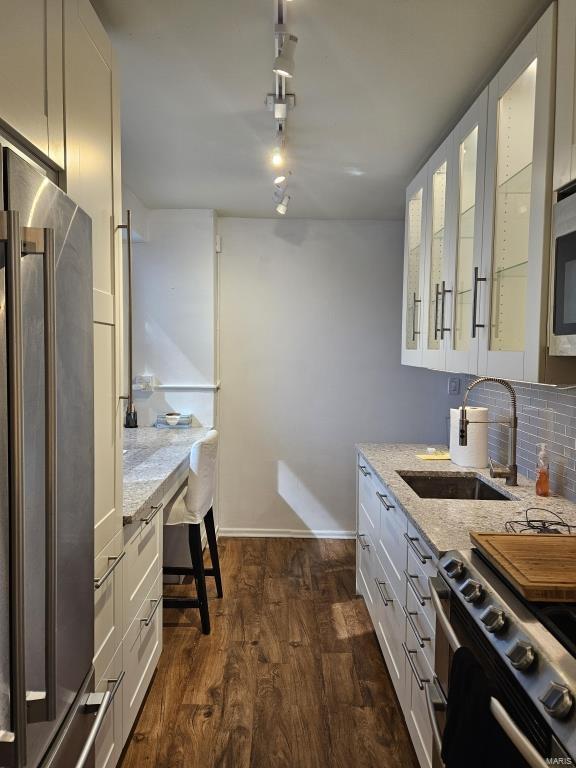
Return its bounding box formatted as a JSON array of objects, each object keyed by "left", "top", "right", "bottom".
[{"left": 123, "top": 426, "right": 209, "bottom": 524}]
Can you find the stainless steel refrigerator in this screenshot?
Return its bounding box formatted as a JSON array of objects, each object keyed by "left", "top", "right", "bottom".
[{"left": 0, "top": 147, "right": 105, "bottom": 768}]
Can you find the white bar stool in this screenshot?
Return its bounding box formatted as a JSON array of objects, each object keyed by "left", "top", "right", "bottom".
[{"left": 163, "top": 429, "right": 222, "bottom": 634}]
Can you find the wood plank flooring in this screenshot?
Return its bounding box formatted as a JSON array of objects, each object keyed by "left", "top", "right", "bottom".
[{"left": 119, "top": 538, "right": 419, "bottom": 768}]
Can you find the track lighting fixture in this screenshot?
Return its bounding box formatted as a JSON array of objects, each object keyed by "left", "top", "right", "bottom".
[
  {"left": 273, "top": 33, "right": 298, "bottom": 78},
  {"left": 271, "top": 147, "right": 284, "bottom": 167},
  {"left": 274, "top": 174, "right": 286, "bottom": 185},
  {"left": 276, "top": 194, "right": 290, "bottom": 215}
]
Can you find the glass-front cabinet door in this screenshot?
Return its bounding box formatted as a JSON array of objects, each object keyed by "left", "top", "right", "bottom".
[
  {"left": 479, "top": 4, "right": 555, "bottom": 381},
  {"left": 445, "top": 90, "right": 488, "bottom": 374},
  {"left": 422, "top": 137, "right": 453, "bottom": 369},
  {"left": 402, "top": 167, "right": 427, "bottom": 366}
]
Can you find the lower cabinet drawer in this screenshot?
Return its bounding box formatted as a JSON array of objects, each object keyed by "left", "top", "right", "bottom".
[
  {"left": 373, "top": 556, "right": 406, "bottom": 705},
  {"left": 405, "top": 548, "right": 436, "bottom": 631},
  {"left": 94, "top": 530, "right": 124, "bottom": 683},
  {"left": 357, "top": 505, "right": 377, "bottom": 617},
  {"left": 123, "top": 505, "right": 163, "bottom": 631},
  {"left": 123, "top": 572, "right": 163, "bottom": 741},
  {"left": 405, "top": 587, "right": 435, "bottom": 674},
  {"left": 404, "top": 642, "right": 434, "bottom": 768},
  {"left": 377, "top": 488, "right": 408, "bottom": 599},
  {"left": 95, "top": 643, "right": 124, "bottom": 768}
]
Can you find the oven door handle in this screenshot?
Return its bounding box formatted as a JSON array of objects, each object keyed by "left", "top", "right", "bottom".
[
  {"left": 425, "top": 677, "right": 446, "bottom": 763},
  {"left": 490, "top": 698, "right": 548, "bottom": 768},
  {"left": 429, "top": 576, "right": 462, "bottom": 652}
]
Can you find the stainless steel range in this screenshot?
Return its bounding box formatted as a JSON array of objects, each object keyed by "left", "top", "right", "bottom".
[{"left": 427, "top": 548, "right": 576, "bottom": 767}]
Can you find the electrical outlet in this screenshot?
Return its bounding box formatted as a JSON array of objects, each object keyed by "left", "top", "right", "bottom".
[{"left": 448, "top": 376, "right": 461, "bottom": 395}]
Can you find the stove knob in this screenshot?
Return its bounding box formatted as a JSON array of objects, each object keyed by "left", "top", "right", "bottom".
[
  {"left": 460, "top": 579, "right": 484, "bottom": 604},
  {"left": 445, "top": 558, "right": 465, "bottom": 579},
  {"left": 480, "top": 605, "right": 506, "bottom": 634},
  {"left": 539, "top": 682, "right": 574, "bottom": 720},
  {"left": 506, "top": 640, "right": 537, "bottom": 671}
]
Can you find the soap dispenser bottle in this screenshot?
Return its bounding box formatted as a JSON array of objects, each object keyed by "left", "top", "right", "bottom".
[{"left": 536, "top": 443, "right": 550, "bottom": 497}]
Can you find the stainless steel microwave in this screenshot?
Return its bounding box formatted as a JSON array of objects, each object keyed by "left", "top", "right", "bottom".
[{"left": 550, "top": 183, "right": 576, "bottom": 355}]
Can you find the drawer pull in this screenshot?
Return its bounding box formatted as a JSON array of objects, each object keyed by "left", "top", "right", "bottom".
[
  {"left": 141, "top": 502, "right": 163, "bottom": 526},
  {"left": 94, "top": 551, "right": 125, "bottom": 590},
  {"left": 402, "top": 642, "right": 430, "bottom": 691},
  {"left": 403, "top": 605, "right": 431, "bottom": 648},
  {"left": 404, "top": 533, "right": 432, "bottom": 564},
  {"left": 358, "top": 464, "right": 371, "bottom": 477},
  {"left": 140, "top": 596, "right": 163, "bottom": 627},
  {"left": 106, "top": 670, "right": 125, "bottom": 701},
  {"left": 357, "top": 533, "right": 370, "bottom": 551},
  {"left": 404, "top": 570, "right": 431, "bottom": 607},
  {"left": 374, "top": 578, "right": 394, "bottom": 606},
  {"left": 376, "top": 491, "right": 394, "bottom": 511}
]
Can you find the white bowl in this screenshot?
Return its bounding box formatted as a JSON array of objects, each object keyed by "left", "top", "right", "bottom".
[{"left": 165, "top": 413, "right": 180, "bottom": 426}]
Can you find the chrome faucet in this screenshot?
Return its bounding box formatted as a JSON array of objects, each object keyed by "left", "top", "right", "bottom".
[{"left": 459, "top": 376, "right": 518, "bottom": 486}]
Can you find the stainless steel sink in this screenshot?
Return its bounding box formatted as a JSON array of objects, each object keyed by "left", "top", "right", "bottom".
[{"left": 397, "top": 471, "right": 512, "bottom": 501}]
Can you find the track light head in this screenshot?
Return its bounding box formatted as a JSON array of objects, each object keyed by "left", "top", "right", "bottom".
[
  {"left": 271, "top": 147, "right": 284, "bottom": 167},
  {"left": 273, "top": 34, "right": 298, "bottom": 78},
  {"left": 276, "top": 194, "right": 290, "bottom": 215},
  {"left": 274, "top": 174, "right": 286, "bottom": 185}
]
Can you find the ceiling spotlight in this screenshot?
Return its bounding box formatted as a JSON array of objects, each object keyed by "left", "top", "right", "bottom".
[
  {"left": 273, "top": 34, "right": 298, "bottom": 78},
  {"left": 274, "top": 174, "right": 286, "bottom": 185},
  {"left": 276, "top": 195, "right": 290, "bottom": 215},
  {"left": 271, "top": 147, "right": 284, "bottom": 167}
]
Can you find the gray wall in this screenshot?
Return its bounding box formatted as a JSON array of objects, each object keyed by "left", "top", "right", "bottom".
[
  {"left": 465, "top": 378, "right": 576, "bottom": 501},
  {"left": 217, "top": 217, "right": 459, "bottom": 536}
]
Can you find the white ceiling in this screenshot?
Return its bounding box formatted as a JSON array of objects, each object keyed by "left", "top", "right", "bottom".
[{"left": 92, "top": 0, "right": 552, "bottom": 220}]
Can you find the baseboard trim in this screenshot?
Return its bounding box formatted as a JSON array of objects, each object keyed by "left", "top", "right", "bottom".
[{"left": 218, "top": 527, "right": 355, "bottom": 540}]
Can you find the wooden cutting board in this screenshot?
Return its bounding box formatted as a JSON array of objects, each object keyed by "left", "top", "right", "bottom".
[{"left": 470, "top": 532, "right": 576, "bottom": 603}]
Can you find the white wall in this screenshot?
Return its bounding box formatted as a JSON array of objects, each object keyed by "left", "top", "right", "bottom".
[
  {"left": 217, "top": 218, "right": 456, "bottom": 537},
  {"left": 131, "top": 209, "right": 218, "bottom": 426}
]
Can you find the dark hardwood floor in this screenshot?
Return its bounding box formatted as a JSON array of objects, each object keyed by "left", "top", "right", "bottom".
[{"left": 119, "top": 538, "right": 419, "bottom": 768}]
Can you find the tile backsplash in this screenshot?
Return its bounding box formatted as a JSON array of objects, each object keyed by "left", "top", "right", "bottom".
[{"left": 463, "top": 377, "right": 576, "bottom": 502}]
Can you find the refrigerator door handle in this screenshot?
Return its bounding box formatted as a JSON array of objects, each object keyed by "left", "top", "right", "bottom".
[
  {"left": 0, "top": 210, "right": 27, "bottom": 768},
  {"left": 20, "top": 227, "right": 58, "bottom": 726}
]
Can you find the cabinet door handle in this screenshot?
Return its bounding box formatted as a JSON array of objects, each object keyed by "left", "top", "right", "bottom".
[
  {"left": 412, "top": 292, "right": 421, "bottom": 341},
  {"left": 94, "top": 551, "right": 125, "bottom": 590},
  {"left": 376, "top": 491, "right": 394, "bottom": 511},
  {"left": 140, "top": 502, "right": 163, "bottom": 525},
  {"left": 404, "top": 570, "right": 431, "bottom": 606},
  {"left": 140, "top": 597, "right": 163, "bottom": 627},
  {"left": 440, "top": 280, "right": 452, "bottom": 340},
  {"left": 358, "top": 464, "right": 371, "bottom": 477},
  {"left": 404, "top": 533, "right": 432, "bottom": 564},
  {"left": 472, "top": 266, "right": 486, "bottom": 339},
  {"left": 434, "top": 283, "right": 441, "bottom": 340},
  {"left": 374, "top": 578, "right": 394, "bottom": 606},
  {"left": 357, "top": 533, "right": 370, "bottom": 551},
  {"left": 402, "top": 643, "right": 430, "bottom": 691},
  {"left": 403, "top": 605, "right": 431, "bottom": 648}
]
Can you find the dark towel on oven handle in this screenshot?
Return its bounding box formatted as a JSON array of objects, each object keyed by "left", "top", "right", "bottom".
[{"left": 441, "top": 646, "right": 529, "bottom": 768}]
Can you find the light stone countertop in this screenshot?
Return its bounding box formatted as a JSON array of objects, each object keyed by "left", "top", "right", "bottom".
[
  {"left": 356, "top": 443, "right": 576, "bottom": 558},
  {"left": 123, "top": 426, "right": 209, "bottom": 524}
]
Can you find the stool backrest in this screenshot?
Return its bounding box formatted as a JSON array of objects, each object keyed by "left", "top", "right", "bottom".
[{"left": 184, "top": 429, "right": 218, "bottom": 521}]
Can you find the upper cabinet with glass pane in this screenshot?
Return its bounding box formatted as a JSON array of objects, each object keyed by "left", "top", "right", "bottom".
[
  {"left": 402, "top": 4, "right": 558, "bottom": 382},
  {"left": 479, "top": 4, "right": 555, "bottom": 381},
  {"left": 402, "top": 167, "right": 428, "bottom": 366}
]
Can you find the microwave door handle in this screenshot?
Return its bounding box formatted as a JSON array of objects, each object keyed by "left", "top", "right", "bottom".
[
  {"left": 490, "top": 699, "right": 548, "bottom": 768},
  {"left": 429, "top": 576, "right": 462, "bottom": 652}
]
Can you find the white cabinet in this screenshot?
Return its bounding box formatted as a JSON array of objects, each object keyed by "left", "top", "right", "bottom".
[
  {"left": 0, "top": 0, "right": 64, "bottom": 167},
  {"left": 422, "top": 136, "right": 454, "bottom": 371},
  {"left": 401, "top": 4, "right": 557, "bottom": 383},
  {"left": 401, "top": 167, "right": 428, "bottom": 366},
  {"left": 555, "top": 0, "right": 576, "bottom": 190},
  {"left": 479, "top": 4, "right": 555, "bottom": 382},
  {"left": 355, "top": 456, "right": 436, "bottom": 768},
  {"left": 445, "top": 90, "right": 489, "bottom": 375}
]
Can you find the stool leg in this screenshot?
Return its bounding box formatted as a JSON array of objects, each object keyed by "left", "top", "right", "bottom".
[
  {"left": 188, "top": 523, "right": 210, "bottom": 634},
  {"left": 205, "top": 507, "right": 223, "bottom": 598}
]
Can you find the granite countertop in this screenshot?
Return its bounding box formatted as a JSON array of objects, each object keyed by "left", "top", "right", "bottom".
[
  {"left": 123, "top": 426, "right": 209, "bottom": 524},
  {"left": 356, "top": 443, "right": 576, "bottom": 558}
]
